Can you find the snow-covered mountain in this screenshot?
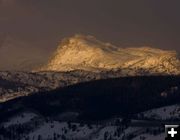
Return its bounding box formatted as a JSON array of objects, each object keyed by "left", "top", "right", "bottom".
[
  {"left": 1, "top": 35, "right": 180, "bottom": 102},
  {"left": 39, "top": 34, "right": 180, "bottom": 75}
]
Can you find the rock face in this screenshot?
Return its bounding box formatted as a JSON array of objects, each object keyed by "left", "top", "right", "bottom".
[{"left": 39, "top": 35, "right": 180, "bottom": 75}]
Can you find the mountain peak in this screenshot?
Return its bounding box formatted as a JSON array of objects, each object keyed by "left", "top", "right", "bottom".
[
  {"left": 59, "top": 34, "right": 116, "bottom": 51},
  {"left": 38, "top": 35, "right": 180, "bottom": 75}
]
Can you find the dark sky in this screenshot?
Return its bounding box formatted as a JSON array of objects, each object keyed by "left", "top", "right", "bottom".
[{"left": 0, "top": 0, "right": 180, "bottom": 52}]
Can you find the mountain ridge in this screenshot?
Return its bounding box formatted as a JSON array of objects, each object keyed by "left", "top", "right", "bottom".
[{"left": 38, "top": 34, "right": 180, "bottom": 75}]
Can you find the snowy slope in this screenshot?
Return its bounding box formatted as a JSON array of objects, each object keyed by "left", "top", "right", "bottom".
[
  {"left": 0, "top": 68, "right": 155, "bottom": 102},
  {"left": 0, "top": 71, "right": 100, "bottom": 102},
  {"left": 3, "top": 112, "right": 38, "bottom": 127},
  {"left": 39, "top": 34, "right": 180, "bottom": 75},
  {"left": 0, "top": 70, "right": 180, "bottom": 102},
  {"left": 2, "top": 104, "right": 178, "bottom": 140},
  {"left": 132, "top": 133, "right": 164, "bottom": 140},
  {"left": 0, "top": 105, "right": 180, "bottom": 140},
  {"left": 137, "top": 104, "right": 180, "bottom": 120},
  {"left": 0, "top": 70, "right": 126, "bottom": 102},
  {"left": 2, "top": 103, "right": 180, "bottom": 140}
]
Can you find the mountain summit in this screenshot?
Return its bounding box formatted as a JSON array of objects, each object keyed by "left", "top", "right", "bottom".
[{"left": 39, "top": 35, "right": 180, "bottom": 75}]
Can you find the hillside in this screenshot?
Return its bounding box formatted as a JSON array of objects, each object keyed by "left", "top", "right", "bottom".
[
  {"left": 0, "top": 76, "right": 180, "bottom": 140},
  {"left": 1, "top": 76, "right": 180, "bottom": 120}
]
